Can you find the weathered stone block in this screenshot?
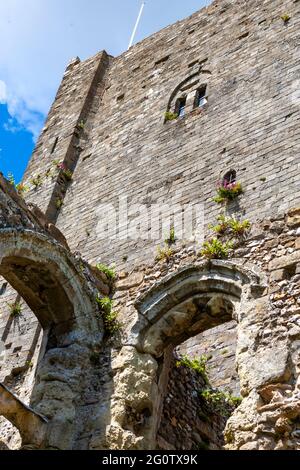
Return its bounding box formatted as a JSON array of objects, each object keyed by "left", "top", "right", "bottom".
[
  {"left": 116, "top": 273, "right": 144, "bottom": 290},
  {"left": 269, "top": 252, "right": 300, "bottom": 271},
  {"left": 269, "top": 269, "right": 286, "bottom": 283},
  {"left": 288, "top": 208, "right": 300, "bottom": 228}
]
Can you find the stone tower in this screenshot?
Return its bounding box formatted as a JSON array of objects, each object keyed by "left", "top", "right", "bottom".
[{"left": 0, "top": 0, "right": 300, "bottom": 450}]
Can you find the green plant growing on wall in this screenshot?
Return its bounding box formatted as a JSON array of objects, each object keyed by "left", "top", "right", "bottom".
[
  {"left": 55, "top": 198, "right": 64, "bottom": 209},
  {"left": 164, "top": 227, "right": 176, "bottom": 246},
  {"left": 16, "top": 182, "right": 29, "bottom": 196},
  {"left": 96, "top": 263, "right": 116, "bottom": 281},
  {"left": 229, "top": 217, "right": 251, "bottom": 237},
  {"left": 96, "top": 295, "right": 121, "bottom": 336},
  {"left": 164, "top": 111, "right": 178, "bottom": 121},
  {"left": 208, "top": 212, "right": 251, "bottom": 244},
  {"left": 56, "top": 162, "right": 73, "bottom": 181},
  {"left": 62, "top": 169, "right": 73, "bottom": 181},
  {"left": 7, "top": 302, "right": 22, "bottom": 317},
  {"left": 30, "top": 175, "right": 43, "bottom": 189},
  {"left": 8, "top": 173, "right": 15, "bottom": 186},
  {"left": 7, "top": 173, "right": 29, "bottom": 196},
  {"left": 281, "top": 14, "right": 290, "bottom": 23},
  {"left": 208, "top": 214, "right": 230, "bottom": 236},
  {"left": 156, "top": 245, "right": 174, "bottom": 263},
  {"left": 176, "top": 355, "right": 209, "bottom": 384},
  {"left": 200, "top": 389, "right": 242, "bottom": 417},
  {"left": 200, "top": 238, "right": 233, "bottom": 260},
  {"left": 77, "top": 120, "right": 85, "bottom": 130},
  {"left": 213, "top": 181, "right": 244, "bottom": 204}
]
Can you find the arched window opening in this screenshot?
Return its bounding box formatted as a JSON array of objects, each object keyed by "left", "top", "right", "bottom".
[
  {"left": 154, "top": 295, "right": 241, "bottom": 450},
  {"left": 223, "top": 170, "right": 237, "bottom": 186},
  {"left": 0, "top": 289, "right": 42, "bottom": 383},
  {"left": 194, "top": 85, "right": 208, "bottom": 109},
  {"left": 175, "top": 97, "right": 187, "bottom": 118},
  {"left": 165, "top": 69, "right": 211, "bottom": 123}
]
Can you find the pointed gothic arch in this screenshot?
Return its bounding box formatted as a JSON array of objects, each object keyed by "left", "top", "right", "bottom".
[{"left": 108, "top": 261, "right": 265, "bottom": 449}]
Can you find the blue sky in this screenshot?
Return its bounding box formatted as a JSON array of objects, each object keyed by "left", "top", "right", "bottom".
[{"left": 0, "top": 0, "right": 211, "bottom": 182}]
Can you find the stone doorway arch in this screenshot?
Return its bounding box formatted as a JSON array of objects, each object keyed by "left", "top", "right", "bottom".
[
  {"left": 0, "top": 230, "right": 102, "bottom": 332},
  {"left": 108, "top": 261, "right": 266, "bottom": 450},
  {"left": 0, "top": 230, "right": 104, "bottom": 449},
  {"left": 0, "top": 176, "right": 105, "bottom": 449}
]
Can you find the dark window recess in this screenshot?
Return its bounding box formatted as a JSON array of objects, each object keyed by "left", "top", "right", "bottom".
[
  {"left": 51, "top": 137, "right": 59, "bottom": 154},
  {"left": 194, "top": 86, "right": 207, "bottom": 108},
  {"left": 175, "top": 97, "right": 187, "bottom": 118},
  {"left": 223, "top": 170, "right": 237, "bottom": 185},
  {"left": 0, "top": 282, "right": 7, "bottom": 295},
  {"left": 155, "top": 55, "right": 170, "bottom": 67},
  {"left": 188, "top": 60, "right": 199, "bottom": 68}
]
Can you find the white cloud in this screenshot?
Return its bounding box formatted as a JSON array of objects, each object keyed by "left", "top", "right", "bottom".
[
  {"left": 0, "top": 0, "right": 210, "bottom": 140},
  {"left": 3, "top": 118, "right": 21, "bottom": 134},
  {"left": 0, "top": 0, "right": 127, "bottom": 140},
  {"left": 0, "top": 81, "right": 7, "bottom": 104},
  {"left": 4, "top": 94, "right": 44, "bottom": 140},
  {"left": 0, "top": 80, "right": 44, "bottom": 140}
]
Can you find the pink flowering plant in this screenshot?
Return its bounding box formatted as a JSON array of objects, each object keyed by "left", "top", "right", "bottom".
[
  {"left": 56, "top": 162, "right": 73, "bottom": 181},
  {"left": 213, "top": 180, "right": 244, "bottom": 204},
  {"left": 57, "top": 162, "right": 65, "bottom": 171}
]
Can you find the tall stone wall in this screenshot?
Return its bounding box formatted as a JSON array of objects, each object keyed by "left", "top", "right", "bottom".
[
  {"left": 23, "top": 0, "right": 300, "bottom": 271},
  {"left": 156, "top": 352, "right": 233, "bottom": 450},
  {"left": 0, "top": 51, "right": 111, "bottom": 385}
]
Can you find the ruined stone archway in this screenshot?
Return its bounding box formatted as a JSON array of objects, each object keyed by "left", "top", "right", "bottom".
[
  {"left": 0, "top": 175, "right": 106, "bottom": 449},
  {"left": 136, "top": 262, "right": 256, "bottom": 357},
  {"left": 107, "top": 261, "right": 267, "bottom": 450},
  {"left": 0, "top": 230, "right": 102, "bottom": 333}
]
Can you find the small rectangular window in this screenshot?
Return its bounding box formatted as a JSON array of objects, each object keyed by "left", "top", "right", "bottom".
[
  {"left": 195, "top": 86, "right": 207, "bottom": 109},
  {"left": 176, "top": 97, "right": 187, "bottom": 118}
]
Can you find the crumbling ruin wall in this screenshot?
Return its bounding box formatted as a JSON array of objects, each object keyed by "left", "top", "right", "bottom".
[
  {"left": 156, "top": 352, "right": 233, "bottom": 450},
  {"left": 0, "top": 174, "right": 111, "bottom": 450},
  {"left": 0, "top": 50, "right": 112, "bottom": 410},
  {"left": 179, "top": 321, "right": 240, "bottom": 396},
  {"left": 0, "top": 173, "right": 300, "bottom": 449},
  {"left": 102, "top": 206, "right": 300, "bottom": 451}
]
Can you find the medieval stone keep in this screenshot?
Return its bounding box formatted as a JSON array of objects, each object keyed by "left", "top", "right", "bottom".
[{"left": 0, "top": 0, "right": 300, "bottom": 450}]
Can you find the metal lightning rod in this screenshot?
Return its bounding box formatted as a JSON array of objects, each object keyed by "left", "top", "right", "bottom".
[{"left": 128, "top": 2, "right": 145, "bottom": 50}]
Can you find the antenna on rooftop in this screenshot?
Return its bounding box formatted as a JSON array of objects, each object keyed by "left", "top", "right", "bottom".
[{"left": 128, "top": 2, "right": 146, "bottom": 50}]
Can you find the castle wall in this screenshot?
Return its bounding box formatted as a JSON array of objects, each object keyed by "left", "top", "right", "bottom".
[
  {"left": 24, "top": 50, "right": 111, "bottom": 219},
  {"left": 30, "top": 0, "right": 300, "bottom": 270},
  {"left": 0, "top": 51, "right": 111, "bottom": 383},
  {"left": 156, "top": 352, "right": 231, "bottom": 450}
]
